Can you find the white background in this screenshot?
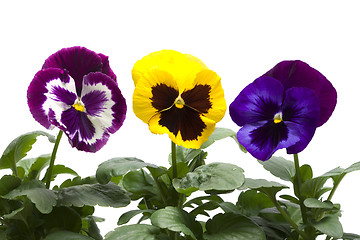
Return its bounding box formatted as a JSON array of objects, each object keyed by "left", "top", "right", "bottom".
[{"left": 0, "top": 0, "right": 359, "bottom": 237}]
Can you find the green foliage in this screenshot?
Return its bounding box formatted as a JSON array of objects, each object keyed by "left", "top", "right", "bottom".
[
  {"left": 96, "top": 157, "right": 160, "bottom": 184},
  {"left": 203, "top": 213, "right": 266, "bottom": 240},
  {"left": 0, "top": 131, "right": 55, "bottom": 173},
  {"left": 105, "top": 224, "right": 168, "bottom": 240},
  {"left": 1, "top": 127, "right": 360, "bottom": 240},
  {"left": 173, "top": 162, "right": 244, "bottom": 194},
  {"left": 150, "top": 206, "right": 203, "bottom": 240},
  {"left": 57, "top": 183, "right": 130, "bottom": 208},
  {"left": 258, "top": 156, "right": 295, "bottom": 181}
]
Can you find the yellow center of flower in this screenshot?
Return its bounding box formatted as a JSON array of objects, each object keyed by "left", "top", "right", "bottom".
[
  {"left": 174, "top": 96, "right": 185, "bottom": 109},
  {"left": 273, "top": 112, "right": 283, "bottom": 124},
  {"left": 72, "top": 99, "right": 85, "bottom": 112}
]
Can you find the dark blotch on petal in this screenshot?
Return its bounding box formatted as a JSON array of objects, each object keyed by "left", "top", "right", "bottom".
[
  {"left": 181, "top": 84, "right": 212, "bottom": 113},
  {"left": 250, "top": 121, "right": 288, "bottom": 151},
  {"left": 151, "top": 83, "right": 179, "bottom": 111},
  {"left": 61, "top": 108, "right": 95, "bottom": 144},
  {"left": 159, "top": 106, "right": 206, "bottom": 141},
  {"left": 82, "top": 90, "right": 108, "bottom": 117}
]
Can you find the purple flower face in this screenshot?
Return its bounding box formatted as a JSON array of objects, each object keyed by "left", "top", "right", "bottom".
[
  {"left": 27, "top": 47, "right": 126, "bottom": 152},
  {"left": 263, "top": 60, "right": 337, "bottom": 127},
  {"left": 230, "top": 60, "right": 337, "bottom": 161}
]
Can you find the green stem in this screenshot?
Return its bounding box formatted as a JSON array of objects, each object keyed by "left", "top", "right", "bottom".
[
  {"left": 327, "top": 173, "right": 345, "bottom": 201},
  {"left": 171, "top": 141, "right": 177, "bottom": 179},
  {"left": 45, "top": 130, "right": 63, "bottom": 189},
  {"left": 270, "top": 197, "right": 309, "bottom": 240},
  {"left": 293, "top": 154, "right": 307, "bottom": 222},
  {"left": 149, "top": 170, "right": 168, "bottom": 205}
]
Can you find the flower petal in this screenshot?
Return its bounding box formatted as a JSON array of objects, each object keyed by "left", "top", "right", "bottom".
[
  {"left": 263, "top": 60, "right": 337, "bottom": 126},
  {"left": 98, "top": 53, "right": 117, "bottom": 82},
  {"left": 282, "top": 87, "right": 320, "bottom": 154},
  {"left": 237, "top": 120, "right": 300, "bottom": 161},
  {"left": 42, "top": 46, "right": 104, "bottom": 95},
  {"left": 133, "top": 69, "right": 179, "bottom": 124},
  {"left": 64, "top": 72, "right": 126, "bottom": 152},
  {"left": 187, "top": 69, "right": 226, "bottom": 123},
  {"left": 229, "top": 76, "right": 284, "bottom": 127},
  {"left": 149, "top": 112, "right": 216, "bottom": 149},
  {"left": 131, "top": 50, "right": 204, "bottom": 89},
  {"left": 27, "top": 68, "right": 76, "bottom": 129}
]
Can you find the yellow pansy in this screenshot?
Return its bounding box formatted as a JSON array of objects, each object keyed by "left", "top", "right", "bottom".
[{"left": 132, "top": 50, "right": 226, "bottom": 149}]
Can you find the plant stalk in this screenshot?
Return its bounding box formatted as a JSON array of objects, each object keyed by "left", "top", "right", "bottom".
[
  {"left": 270, "top": 197, "right": 309, "bottom": 240},
  {"left": 45, "top": 130, "right": 63, "bottom": 189},
  {"left": 293, "top": 153, "right": 312, "bottom": 239},
  {"left": 171, "top": 141, "right": 177, "bottom": 179}
]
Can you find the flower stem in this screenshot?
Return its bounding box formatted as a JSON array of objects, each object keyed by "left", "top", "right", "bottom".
[
  {"left": 171, "top": 141, "right": 177, "bottom": 179},
  {"left": 270, "top": 197, "right": 309, "bottom": 240},
  {"left": 45, "top": 130, "right": 63, "bottom": 189},
  {"left": 293, "top": 153, "right": 311, "bottom": 239}
]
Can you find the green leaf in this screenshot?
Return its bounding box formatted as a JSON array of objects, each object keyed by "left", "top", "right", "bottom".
[
  {"left": 43, "top": 206, "right": 82, "bottom": 233},
  {"left": 0, "top": 131, "right": 55, "bottom": 171},
  {"left": 173, "top": 162, "right": 244, "bottom": 194},
  {"left": 299, "top": 164, "right": 313, "bottom": 182},
  {"left": 0, "top": 175, "right": 21, "bottom": 196},
  {"left": 150, "top": 206, "right": 203, "bottom": 239},
  {"left": 259, "top": 156, "right": 295, "bottom": 181},
  {"left": 17, "top": 154, "right": 51, "bottom": 179},
  {"left": 44, "top": 230, "right": 93, "bottom": 240},
  {"left": 43, "top": 164, "right": 79, "bottom": 182},
  {"left": 122, "top": 170, "right": 160, "bottom": 199},
  {"left": 342, "top": 233, "right": 360, "bottom": 240},
  {"left": 4, "top": 180, "right": 57, "bottom": 214},
  {"left": 344, "top": 161, "right": 360, "bottom": 173},
  {"left": 301, "top": 177, "right": 330, "bottom": 199},
  {"left": 57, "top": 183, "right": 130, "bottom": 208},
  {"left": 200, "top": 127, "right": 247, "bottom": 152},
  {"left": 237, "top": 189, "right": 274, "bottom": 216},
  {"left": 303, "top": 198, "right": 334, "bottom": 209},
  {"left": 82, "top": 216, "right": 103, "bottom": 240},
  {"left": 239, "top": 178, "right": 288, "bottom": 198},
  {"left": 105, "top": 224, "right": 168, "bottom": 240},
  {"left": 204, "top": 213, "right": 266, "bottom": 240},
  {"left": 312, "top": 216, "right": 343, "bottom": 238},
  {"left": 118, "top": 209, "right": 155, "bottom": 225},
  {"left": 59, "top": 176, "right": 97, "bottom": 188},
  {"left": 96, "top": 157, "right": 158, "bottom": 184}
]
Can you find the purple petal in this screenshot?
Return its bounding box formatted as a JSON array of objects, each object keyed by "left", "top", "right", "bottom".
[
  {"left": 98, "top": 53, "right": 117, "bottom": 82},
  {"left": 27, "top": 68, "right": 74, "bottom": 129},
  {"left": 42, "top": 46, "right": 103, "bottom": 95},
  {"left": 237, "top": 121, "right": 300, "bottom": 161},
  {"left": 263, "top": 60, "right": 337, "bottom": 126},
  {"left": 282, "top": 87, "right": 320, "bottom": 154},
  {"left": 57, "top": 72, "right": 126, "bottom": 152},
  {"left": 229, "top": 76, "right": 284, "bottom": 126}
]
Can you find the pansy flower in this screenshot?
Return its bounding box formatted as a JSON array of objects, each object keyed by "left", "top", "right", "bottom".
[
  {"left": 27, "top": 46, "right": 126, "bottom": 152},
  {"left": 132, "top": 50, "right": 226, "bottom": 149},
  {"left": 230, "top": 60, "right": 337, "bottom": 161}
]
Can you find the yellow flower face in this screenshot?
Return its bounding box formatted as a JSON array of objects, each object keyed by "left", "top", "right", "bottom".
[{"left": 132, "top": 50, "right": 226, "bottom": 149}]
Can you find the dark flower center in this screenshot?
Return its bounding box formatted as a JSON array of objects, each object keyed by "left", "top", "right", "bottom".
[
  {"left": 150, "top": 83, "right": 212, "bottom": 141},
  {"left": 250, "top": 121, "right": 288, "bottom": 151}
]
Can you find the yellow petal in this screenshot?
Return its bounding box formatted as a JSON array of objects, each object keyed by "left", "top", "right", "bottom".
[
  {"left": 188, "top": 69, "right": 227, "bottom": 123},
  {"left": 132, "top": 50, "right": 204, "bottom": 90},
  {"left": 133, "top": 69, "right": 178, "bottom": 124}
]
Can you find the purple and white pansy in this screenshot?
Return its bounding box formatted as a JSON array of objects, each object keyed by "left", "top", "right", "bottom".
[{"left": 27, "top": 46, "right": 126, "bottom": 152}]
